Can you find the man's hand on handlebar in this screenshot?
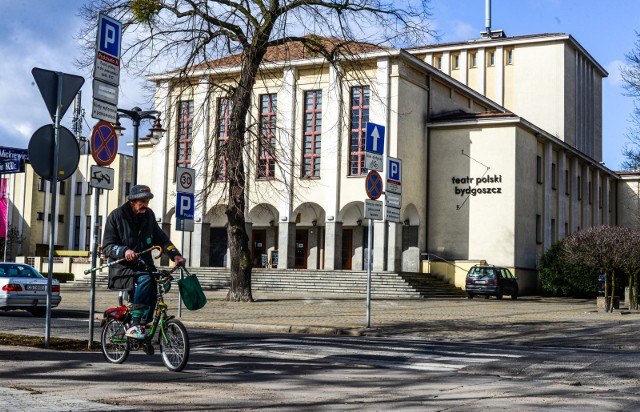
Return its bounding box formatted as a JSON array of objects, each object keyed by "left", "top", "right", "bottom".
[
  {"left": 173, "top": 255, "right": 186, "bottom": 267},
  {"left": 124, "top": 249, "right": 137, "bottom": 261}
]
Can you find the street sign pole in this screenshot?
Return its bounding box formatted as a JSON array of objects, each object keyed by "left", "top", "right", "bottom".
[
  {"left": 88, "top": 190, "right": 100, "bottom": 348},
  {"left": 366, "top": 219, "right": 373, "bottom": 329},
  {"left": 45, "top": 73, "right": 64, "bottom": 346}
]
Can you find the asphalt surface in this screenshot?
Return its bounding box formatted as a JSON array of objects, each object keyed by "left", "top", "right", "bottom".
[
  {"left": 8, "top": 285, "right": 640, "bottom": 350},
  {"left": 3, "top": 285, "right": 640, "bottom": 411}
]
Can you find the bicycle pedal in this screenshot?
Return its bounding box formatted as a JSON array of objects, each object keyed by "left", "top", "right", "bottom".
[{"left": 143, "top": 343, "right": 155, "bottom": 356}]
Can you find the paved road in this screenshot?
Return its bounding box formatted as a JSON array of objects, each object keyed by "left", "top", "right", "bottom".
[
  {"left": 2, "top": 330, "right": 640, "bottom": 411},
  {"left": 3, "top": 287, "right": 640, "bottom": 410}
]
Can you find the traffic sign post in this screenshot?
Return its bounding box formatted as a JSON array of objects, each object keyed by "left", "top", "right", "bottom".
[
  {"left": 90, "top": 121, "right": 119, "bottom": 166},
  {"left": 176, "top": 167, "right": 195, "bottom": 194},
  {"left": 31, "top": 67, "right": 85, "bottom": 347},
  {"left": 92, "top": 13, "right": 122, "bottom": 123},
  {"left": 89, "top": 165, "right": 115, "bottom": 190},
  {"left": 386, "top": 157, "right": 402, "bottom": 195},
  {"left": 365, "top": 170, "right": 383, "bottom": 200}
]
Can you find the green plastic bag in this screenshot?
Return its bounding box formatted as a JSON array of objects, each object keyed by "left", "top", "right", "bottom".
[{"left": 177, "top": 269, "right": 207, "bottom": 310}]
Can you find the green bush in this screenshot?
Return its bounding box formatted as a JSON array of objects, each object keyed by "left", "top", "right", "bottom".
[
  {"left": 52, "top": 273, "right": 74, "bottom": 283},
  {"left": 538, "top": 241, "right": 598, "bottom": 297}
]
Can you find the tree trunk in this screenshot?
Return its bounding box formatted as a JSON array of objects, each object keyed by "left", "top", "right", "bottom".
[
  {"left": 223, "top": 41, "right": 272, "bottom": 302},
  {"left": 604, "top": 271, "right": 612, "bottom": 312}
]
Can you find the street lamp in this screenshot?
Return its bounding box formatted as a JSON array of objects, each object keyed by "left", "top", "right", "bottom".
[{"left": 113, "top": 107, "right": 165, "bottom": 186}]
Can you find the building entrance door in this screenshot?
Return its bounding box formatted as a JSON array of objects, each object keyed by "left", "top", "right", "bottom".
[
  {"left": 252, "top": 229, "right": 267, "bottom": 268},
  {"left": 294, "top": 229, "right": 308, "bottom": 269},
  {"left": 341, "top": 229, "right": 353, "bottom": 270},
  {"left": 209, "top": 227, "right": 228, "bottom": 267}
]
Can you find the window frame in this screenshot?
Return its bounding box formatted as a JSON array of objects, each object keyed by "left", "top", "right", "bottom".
[
  {"left": 176, "top": 100, "right": 194, "bottom": 169},
  {"left": 215, "top": 97, "right": 233, "bottom": 181},
  {"left": 301, "top": 90, "right": 322, "bottom": 178},
  {"left": 257, "top": 93, "right": 277, "bottom": 179},
  {"left": 348, "top": 86, "right": 370, "bottom": 177}
]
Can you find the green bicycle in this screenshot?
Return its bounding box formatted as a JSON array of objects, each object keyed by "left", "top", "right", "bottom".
[{"left": 100, "top": 269, "right": 190, "bottom": 372}]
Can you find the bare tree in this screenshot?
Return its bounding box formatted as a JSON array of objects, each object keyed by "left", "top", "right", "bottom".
[
  {"left": 618, "top": 227, "right": 640, "bottom": 310},
  {"left": 621, "top": 31, "right": 640, "bottom": 171},
  {"left": 563, "top": 226, "right": 626, "bottom": 312},
  {"left": 77, "top": 0, "right": 434, "bottom": 301}
]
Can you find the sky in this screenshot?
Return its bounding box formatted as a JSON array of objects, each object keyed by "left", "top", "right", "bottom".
[{"left": 0, "top": 0, "right": 639, "bottom": 170}]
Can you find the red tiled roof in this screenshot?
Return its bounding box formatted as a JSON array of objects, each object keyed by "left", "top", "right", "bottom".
[{"left": 190, "top": 36, "right": 388, "bottom": 72}]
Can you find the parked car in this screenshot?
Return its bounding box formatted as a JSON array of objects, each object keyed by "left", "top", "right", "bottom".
[
  {"left": 465, "top": 264, "right": 519, "bottom": 300},
  {"left": 0, "top": 263, "right": 61, "bottom": 316}
]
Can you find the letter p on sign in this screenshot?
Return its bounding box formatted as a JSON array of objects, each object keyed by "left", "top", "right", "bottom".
[{"left": 176, "top": 193, "right": 195, "bottom": 219}]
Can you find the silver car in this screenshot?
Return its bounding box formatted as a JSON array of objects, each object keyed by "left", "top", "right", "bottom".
[{"left": 0, "top": 263, "right": 61, "bottom": 316}]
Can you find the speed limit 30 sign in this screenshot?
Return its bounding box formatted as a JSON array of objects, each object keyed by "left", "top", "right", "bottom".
[{"left": 176, "top": 167, "right": 195, "bottom": 194}]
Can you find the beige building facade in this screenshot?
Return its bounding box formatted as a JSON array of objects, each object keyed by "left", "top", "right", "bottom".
[
  {"left": 131, "top": 32, "right": 619, "bottom": 293},
  {"left": 3, "top": 148, "right": 132, "bottom": 259},
  {"left": 1, "top": 32, "right": 633, "bottom": 294}
]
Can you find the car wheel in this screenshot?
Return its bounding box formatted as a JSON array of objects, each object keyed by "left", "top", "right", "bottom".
[
  {"left": 467, "top": 293, "right": 474, "bottom": 299},
  {"left": 496, "top": 294, "right": 503, "bottom": 300},
  {"left": 29, "top": 308, "right": 46, "bottom": 317},
  {"left": 484, "top": 295, "right": 490, "bottom": 299},
  {"left": 511, "top": 293, "right": 518, "bottom": 300}
]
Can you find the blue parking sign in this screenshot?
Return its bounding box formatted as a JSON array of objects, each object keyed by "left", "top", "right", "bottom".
[
  {"left": 176, "top": 193, "right": 195, "bottom": 219},
  {"left": 98, "top": 13, "right": 122, "bottom": 59},
  {"left": 388, "top": 158, "right": 402, "bottom": 183}
]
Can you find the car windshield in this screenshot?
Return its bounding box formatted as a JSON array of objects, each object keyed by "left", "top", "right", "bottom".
[
  {"left": 0, "top": 265, "right": 44, "bottom": 278},
  {"left": 468, "top": 267, "right": 495, "bottom": 279}
]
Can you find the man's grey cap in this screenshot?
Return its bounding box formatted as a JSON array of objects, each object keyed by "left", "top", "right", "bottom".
[{"left": 129, "top": 184, "right": 154, "bottom": 200}]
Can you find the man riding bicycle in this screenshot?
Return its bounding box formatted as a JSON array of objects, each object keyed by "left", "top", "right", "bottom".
[{"left": 102, "top": 184, "right": 186, "bottom": 339}]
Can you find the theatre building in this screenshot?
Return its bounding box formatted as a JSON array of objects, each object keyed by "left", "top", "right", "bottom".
[{"left": 131, "top": 31, "right": 616, "bottom": 293}]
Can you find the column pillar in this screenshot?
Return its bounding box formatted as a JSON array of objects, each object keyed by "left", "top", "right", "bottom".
[{"left": 324, "top": 221, "right": 342, "bottom": 270}]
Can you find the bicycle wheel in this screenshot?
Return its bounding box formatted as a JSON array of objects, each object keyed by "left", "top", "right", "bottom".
[
  {"left": 101, "top": 318, "right": 130, "bottom": 364},
  {"left": 160, "top": 319, "right": 189, "bottom": 372}
]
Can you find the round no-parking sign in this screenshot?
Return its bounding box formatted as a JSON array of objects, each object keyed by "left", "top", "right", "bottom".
[
  {"left": 90, "top": 121, "right": 118, "bottom": 166},
  {"left": 365, "top": 170, "right": 383, "bottom": 200}
]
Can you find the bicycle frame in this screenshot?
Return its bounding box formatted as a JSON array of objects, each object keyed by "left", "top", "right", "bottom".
[{"left": 101, "top": 271, "right": 176, "bottom": 347}]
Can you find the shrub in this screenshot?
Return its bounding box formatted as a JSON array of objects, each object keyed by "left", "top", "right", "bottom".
[{"left": 538, "top": 240, "right": 598, "bottom": 297}]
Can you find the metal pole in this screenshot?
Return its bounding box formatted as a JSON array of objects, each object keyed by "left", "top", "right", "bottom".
[
  {"left": 366, "top": 219, "right": 373, "bottom": 328},
  {"left": 45, "top": 73, "right": 64, "bottom": 346},
  {"left": 132, "top": 118, "right": 140, "bottom": 186},
  {"left": 178, "top": 230, "right": 185, "bottom": 318},
  {"left": 88, "top": 191, "right": 100, "bottom": 349}
]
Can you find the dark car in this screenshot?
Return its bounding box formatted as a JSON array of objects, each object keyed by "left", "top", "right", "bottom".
[{"left": 465, "top": 264, "right": 518, "bottom": 300}]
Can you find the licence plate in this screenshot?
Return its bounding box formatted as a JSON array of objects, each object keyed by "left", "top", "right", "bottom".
[
  {"left": 25, "top": 284, "right": 46, "bottom": 291},
  {"left": 475, "top": 280, "right": 487, "bottom": 284}
]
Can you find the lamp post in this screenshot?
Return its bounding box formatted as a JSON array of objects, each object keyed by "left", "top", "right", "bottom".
[{"left": 114, "top": 107, "right": 165, "bottom": 186}]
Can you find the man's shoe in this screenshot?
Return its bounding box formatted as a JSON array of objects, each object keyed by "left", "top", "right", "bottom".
[{"left": 125, "top": 325, "right": 145, "bottom": 339}]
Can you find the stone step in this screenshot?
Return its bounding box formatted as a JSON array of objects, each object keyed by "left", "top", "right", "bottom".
[{"left": 66, "top": 268, "right": 465, "bottom": 298}]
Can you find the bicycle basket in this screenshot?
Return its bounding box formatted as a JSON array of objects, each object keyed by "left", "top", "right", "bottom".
[{"left": 177, "top": 268, "right": 207, "bottom": 310}]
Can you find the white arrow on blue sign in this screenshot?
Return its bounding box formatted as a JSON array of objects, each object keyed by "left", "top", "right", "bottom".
[
  {"left": 176, "top": 193, "right": 195, "bottom": 219},
  {"left": 365, "top": 122, "right": 385, "bottom": 155}
]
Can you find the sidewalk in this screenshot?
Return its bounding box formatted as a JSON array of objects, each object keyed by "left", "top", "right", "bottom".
[{"left": 29, "top": 285, "right": 640, "bottom": 350}]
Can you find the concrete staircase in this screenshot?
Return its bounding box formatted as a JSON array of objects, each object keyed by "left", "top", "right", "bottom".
[{"left": 65, "top": 267, "right": 466, "bottom": 299}]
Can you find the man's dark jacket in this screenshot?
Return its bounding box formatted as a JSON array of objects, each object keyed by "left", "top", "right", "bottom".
[{"left": 102, "top": 202, "right": 181, "bottom": 290}]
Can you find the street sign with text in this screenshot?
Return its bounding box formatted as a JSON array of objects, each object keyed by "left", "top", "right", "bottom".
[{"left": 364, "top": 199, "right": 383, "bottom": 220}]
